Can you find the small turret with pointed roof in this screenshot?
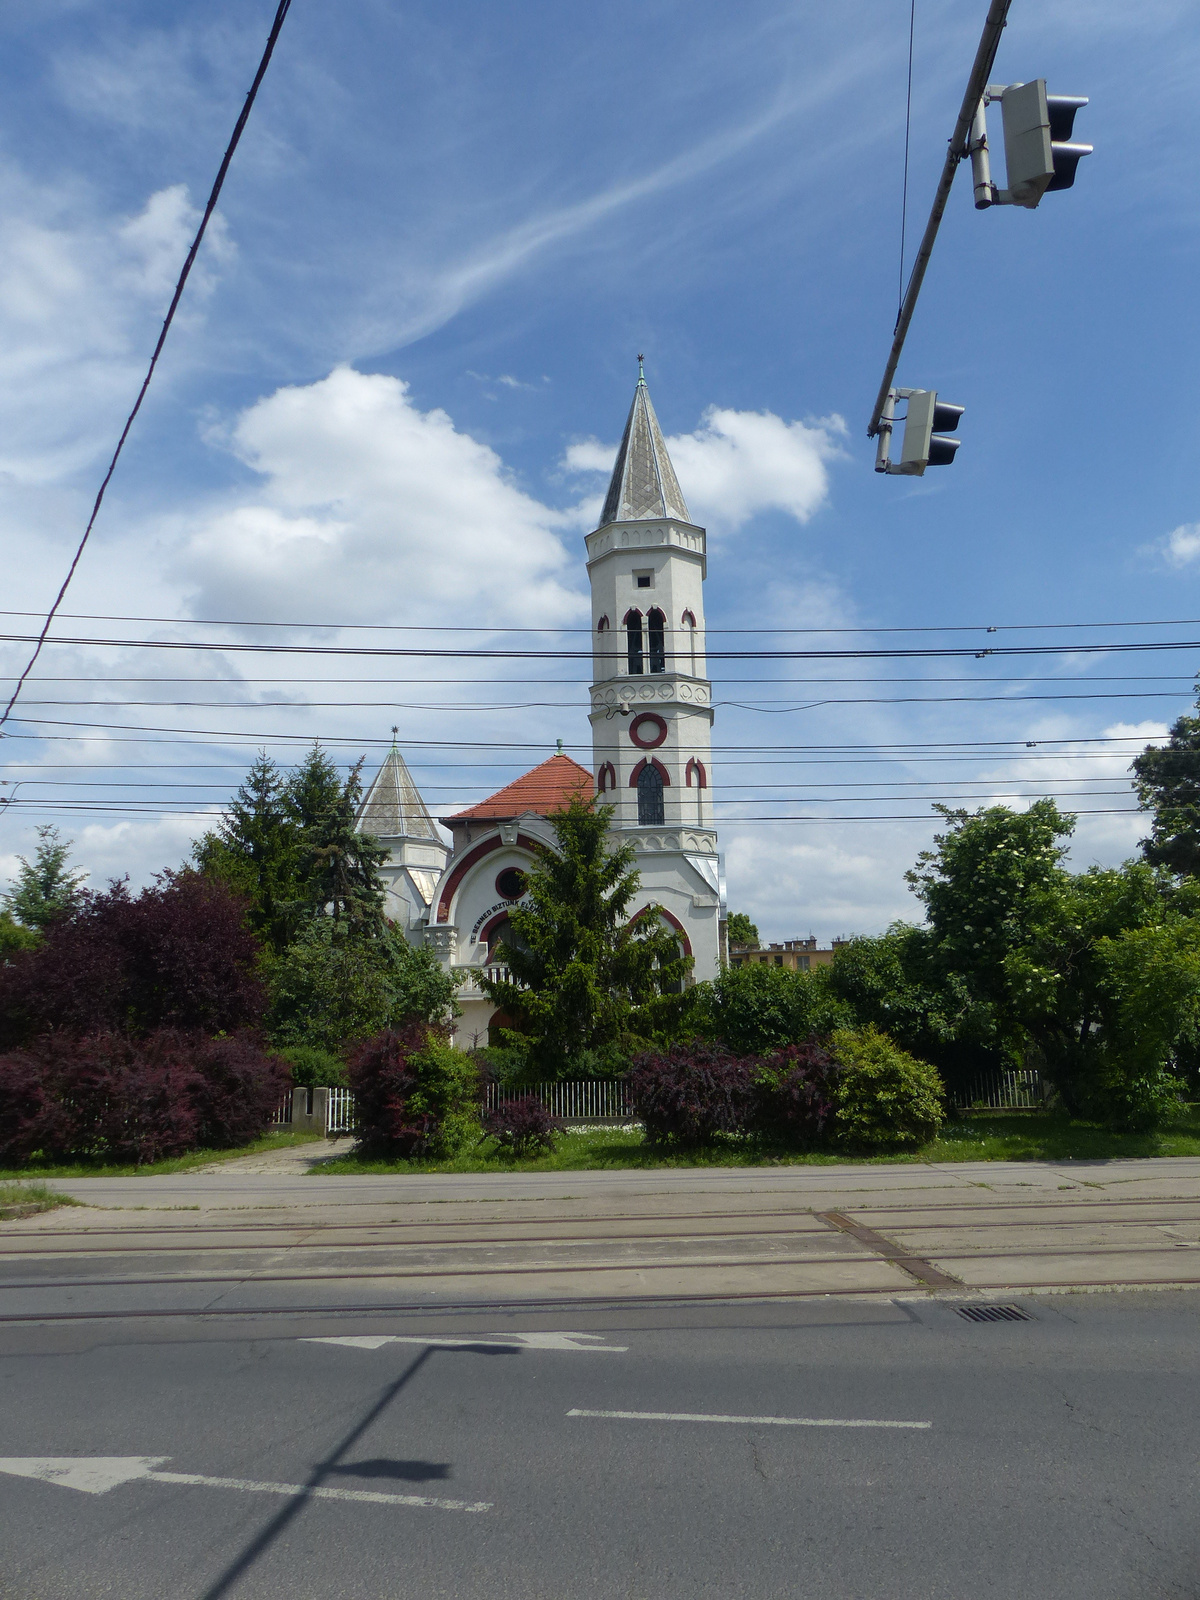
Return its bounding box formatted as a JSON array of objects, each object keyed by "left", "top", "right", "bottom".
[
  {"left": 600, "top": 355, "right": 691, "bottom": 526},
  {"left": 356, "top": 731, "right": 441, "bottom": 844}
]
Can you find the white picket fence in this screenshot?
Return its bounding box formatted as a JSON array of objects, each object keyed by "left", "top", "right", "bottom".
[
  {"left": 484, "top": 1079, "right": 635, "bottom": 1121},
  {"left": 953, "top": 1069, "right": 1051, "bottom": 1110},
  {"left": 269, "top": 1085, "right": 357, "bottom": 1135}
]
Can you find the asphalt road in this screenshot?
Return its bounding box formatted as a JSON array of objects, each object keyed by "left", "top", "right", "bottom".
[{"left": 2, "top": 1289, "right": 1198, "bottom": 1599}]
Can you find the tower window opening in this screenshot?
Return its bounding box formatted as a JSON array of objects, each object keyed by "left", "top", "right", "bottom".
[
  {"left": 647, "top": 608, "right": 666, "bottom": 674},
  {"left": 681, "top": 609, "right": 697, "bottom": 674},
  {"left": 637, "top": 762, "right": 665, "bottom": 826},
  {"left": 624, "top": 609, "right": 644, "bottom": 675}
]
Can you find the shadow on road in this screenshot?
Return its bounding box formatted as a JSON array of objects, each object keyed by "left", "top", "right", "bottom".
[
  {"left": 327, "top": 1457, "right": 452, "bottom": 1483},
  {"left": 198, "top": 1342, "right": 519, "bottom": 1600}
]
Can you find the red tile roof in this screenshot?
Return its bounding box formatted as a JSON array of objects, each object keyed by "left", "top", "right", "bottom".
[{"left": 447, "top": 754, "right": 594, "bottom": 821}]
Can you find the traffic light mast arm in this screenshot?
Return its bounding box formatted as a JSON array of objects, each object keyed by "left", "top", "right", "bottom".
[{"left": 867, "top": 0, "right": 1014, "bottom": 440}]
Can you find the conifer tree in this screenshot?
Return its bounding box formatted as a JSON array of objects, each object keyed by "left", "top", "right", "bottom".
[
  {"left": 481, "top": 796, "right": 691, "bottom": 1073},
  {"left": 3, "top": 825, "right": 87, "bottom": 930},
  {"left": 193, "top": 753, "right": 297, "bottom": 952},
  {"left": 294, "top": 757, "right": 390, "bottom": 934}
]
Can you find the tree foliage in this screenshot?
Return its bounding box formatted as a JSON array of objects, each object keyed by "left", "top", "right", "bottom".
[
  {"left": 193, "top": 745, "right": 389, "bottom": 950},
  {"left": 266, "top": 919, "right": 457, "bottom": 1052},
  {"left": 726, "top": 912, "right": 759, "bottom": 946},
  {"left": 0, "top": 872, "right": 266, "bottom": 1049},
  {"left": 905, "top": 803, "right": 1198, "bottom": 1127},
  {"left": 688, "top": 961, "right": 848, "bottom": 1055},
  {"left": 3, "top": 825, "right": 87, "bottom": 931},
  {"left": 481, "top": 797, "right": 691, "bottom": 1075},
  {"left": 1132, "top": 698, "right": 1200, "bottom": 877}
]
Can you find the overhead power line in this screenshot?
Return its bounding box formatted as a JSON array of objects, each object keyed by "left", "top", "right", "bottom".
[
  {"left": 0, "top": 0, "right": 295, "bottom": 733},
  {"left": 7, "top": 608, "right": 1200, "bottom": 634}
]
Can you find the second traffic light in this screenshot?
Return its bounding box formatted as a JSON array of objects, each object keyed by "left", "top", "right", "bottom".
[{"left": 874, "top": 389, "right": 964, "bottom": 476}]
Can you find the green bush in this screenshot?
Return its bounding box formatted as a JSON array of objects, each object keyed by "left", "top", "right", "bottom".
[
  {"left": 349, "top": 1025, "right": 481, "bottom": 1159},
  {"left": 830, "top": 1025, "right": 945, "bottom": 1150},
  {"left": 278, "top": 1044, "right": 348, "bottom": 1087}
]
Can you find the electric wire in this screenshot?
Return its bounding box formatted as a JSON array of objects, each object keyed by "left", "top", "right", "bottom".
[{"left": 0, "top": 0, "right": 295, "bottom": 732}]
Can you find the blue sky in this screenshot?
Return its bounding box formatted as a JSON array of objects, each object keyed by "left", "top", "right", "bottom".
[{"left": 2, "top": 0, "right": 1199, "bottom": 940}]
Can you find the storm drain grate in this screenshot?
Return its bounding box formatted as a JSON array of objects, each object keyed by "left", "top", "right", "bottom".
[{"left": 955, "top": 1304, "right": 1033, "bottom": 1324}]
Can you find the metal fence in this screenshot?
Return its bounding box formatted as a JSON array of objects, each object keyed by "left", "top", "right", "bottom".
[
  {"left": 952, "top": 1069, "right": 1051, "bottom": 1110},
  {"left": 326, "top": 1087, "right": 355, "bottom": 1135},
  {"left": 484, "top": 1079, "right": 635, "bottom": 1121}
]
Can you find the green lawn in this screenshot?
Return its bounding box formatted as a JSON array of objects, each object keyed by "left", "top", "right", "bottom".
[
  {"left": 314, "top": 1104, "right": 1200, "bottom": 1176},
  {"left": 0, "top": 1128, "right": 326, "bottom": 1182}
]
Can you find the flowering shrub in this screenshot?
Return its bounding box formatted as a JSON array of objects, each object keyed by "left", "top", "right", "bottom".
[
  {"left": 0, "top": 1029, "right": 289, "bottom": 1166},
  {"left": 625, "top": 1041, "right": 758, "bottom": 1145},
  {"left": 482, "top": 1096, "right": 560, "bottom": 1158},
  {"left": 349, "top": 1026, "right": 481, "bottom": 1159}
]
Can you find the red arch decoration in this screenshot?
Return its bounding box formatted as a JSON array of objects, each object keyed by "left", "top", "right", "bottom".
[
  {"left": 681, "top": 609, "right": 696, "bottom": 627},
  {"left": 629, "top": 756, "right": 670, "bottom": 787},
  {"left": 596, "top": 615, "right": 609, "bottom": 632},
  {"left": 436, "top": 832, "right": 541, "bottom": 923},
  {"left": 629, "top": 903, "right": 693, "bottom": 958},
  {"left": 622, "top": 607, "right": 643, "bottom": 626},
  {"left": 686, "top": 757, "right": 707, "bottom": 788},
  {"left": 596, "top": 761, "right": 616, "bottom": 793}
]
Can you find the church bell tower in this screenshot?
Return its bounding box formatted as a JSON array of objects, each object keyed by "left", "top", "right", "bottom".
[{"left": 587, "top": 361, "right": 724, "bottom": 979}]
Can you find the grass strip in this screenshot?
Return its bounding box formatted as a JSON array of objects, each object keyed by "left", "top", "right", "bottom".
[
  {"left": 312, "top": 1106, "right": 1200, "bottom": 1176},
  {"left": 0, "top": 1180, "right": 83, "bottom": 1216}
]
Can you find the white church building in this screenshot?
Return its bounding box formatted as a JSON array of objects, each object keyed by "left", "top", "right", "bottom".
[{"left": 356, "top": 368, "right": 726, "bottom": 1045}]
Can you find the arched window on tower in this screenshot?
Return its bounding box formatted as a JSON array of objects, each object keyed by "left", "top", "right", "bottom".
[
  {"left": 624, "top": 609, "right": 644, "bottom": 675},
  {"left": 647, "top": 608, "right": 666, "bottom": 674},
  {"left": 637, "top": 762, "right": 665, "bottom": 825},
  {"left": 681, "top": 609, "right": 697, "bottom": 675},
  {"left": 686, "top": 756, "right": 707, "bottom": 825}
]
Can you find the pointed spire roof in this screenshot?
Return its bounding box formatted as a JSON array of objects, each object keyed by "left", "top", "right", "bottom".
[
  {"left": 356, "top": 737, "right": 441, "bottom": 841},
  {"left": 600, "top": 359, "right": 691, "bottom": 526}
]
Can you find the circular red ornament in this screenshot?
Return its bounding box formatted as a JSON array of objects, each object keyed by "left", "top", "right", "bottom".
[
  {"left": 629, "top": 712, "right": 668, "bottom": 749},
  {"left": 494, "top": 867, "right": 527, "bottom": 901}
]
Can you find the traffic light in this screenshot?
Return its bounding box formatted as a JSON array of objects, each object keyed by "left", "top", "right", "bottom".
[
  {"left": 999, "top": 80, "right": 1091, "bottom": 207},
  {"left": 899, "top": 390, "right": 964, "bottom": 474},
  {"left": 874, "top": 389, "right": 964, "bottom": 475}
]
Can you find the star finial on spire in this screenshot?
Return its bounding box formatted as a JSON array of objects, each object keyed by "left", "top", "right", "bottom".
[{"left": 637, "top": 353, "right": 645, "bottom": 383}]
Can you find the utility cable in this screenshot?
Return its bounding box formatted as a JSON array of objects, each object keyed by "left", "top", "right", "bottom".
[{"left": 0, "top": 0, "right": 294, "bottom": 732}]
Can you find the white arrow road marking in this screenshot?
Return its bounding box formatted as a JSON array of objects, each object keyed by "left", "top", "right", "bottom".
[
  {"left": 567, "top": 1409, "right": 931, "bottom": 1430},
  {"left": 305, "top": 1331, "right": 628, "bottom": 1353},
  {"left": 0, "top": 1457, "right": 490, "bottom": 1512}
]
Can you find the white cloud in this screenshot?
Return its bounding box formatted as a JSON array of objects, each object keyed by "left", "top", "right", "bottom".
[
  {"left": 1156, "top": 523, "right": 1200, "bottom": 568},
  {"left": 0, "top": 170, "right": 228, "bottom": 486},
  {"left": 177, "top": 366, "right": 584, "bottom": 625},
  {"left": 564, "top": 406, "right": 844, "bottom": 535}
]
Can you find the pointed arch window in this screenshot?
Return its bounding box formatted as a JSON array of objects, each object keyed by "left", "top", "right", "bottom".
[
  {"left": 681, "top": 609, "right": 697, "bottom": 675},
  {"left": 647, "top": 607, "right": 666, "bottom": 674},
  {"left": 623, "top": 608, "right": 644, "bottom": 675},
  {"left": 631, "top": 756, "right": 669, "bottom": 825},
  {"left": 685, "top": 758, "right": 707, "bottom": 788},
  {"left": 636, "top": 762, "right": 665, "bottom": 825},
  {"left": 596, "top": 761, "right": 616, "bottom": 793}
]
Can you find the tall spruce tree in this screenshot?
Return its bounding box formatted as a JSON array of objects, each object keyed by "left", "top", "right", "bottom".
[
  {"left": 293, "top": 757, "right": 390, "bottom": 933},
  {"left": 481, "top": 796, "right": 691, "bottom": 1073},
  {"left": 193, "top": 753, "right": 298, "bottom": 952},
  {"left": 4, "top": 825, "right": 87, "bottom": 930}
]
